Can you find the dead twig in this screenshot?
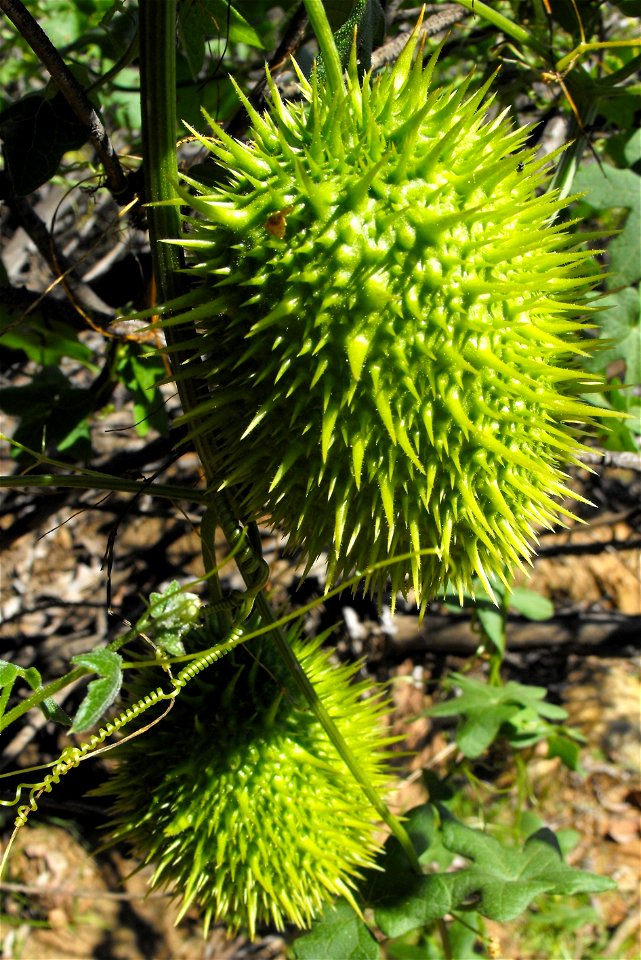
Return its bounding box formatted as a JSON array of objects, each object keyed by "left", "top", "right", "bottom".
[
  {"left": 578, "top": 450, "right": 641, "bottom": 472},
  {"left": 0, "top": 879, "right": 171, "bottom": 900},
  {"left": 2, "top": 194, "right": 114, "bottom": 319}
]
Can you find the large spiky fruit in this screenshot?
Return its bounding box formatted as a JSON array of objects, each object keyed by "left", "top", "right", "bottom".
[
  {"left": 101, "top": 622, "right": 393, "bottom": 937},
  {"left": 161, "top": 24, "right": 602, "bottom": 607}
]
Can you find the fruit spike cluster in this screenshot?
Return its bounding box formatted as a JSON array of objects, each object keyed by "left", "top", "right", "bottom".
[
  {"left": 162, "top": 25, "right": 600, "bottom": 608},
  {"left": 102, "top": 627, "right": 393, "bottom": 937}
]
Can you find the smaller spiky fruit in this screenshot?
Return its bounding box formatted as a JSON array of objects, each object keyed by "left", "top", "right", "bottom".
[
  {"left": 102, "top": 621, "right": 392, "bottom": 937},
  {"left": 160, "top": 24, "right": 602, "bottom": 607}
]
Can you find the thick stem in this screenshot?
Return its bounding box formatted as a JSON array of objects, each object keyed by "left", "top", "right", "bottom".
[
  {"left": 255, "top": 593, "right": 421, "bottom": 873},
  {"left": 138, "top": 0, "right": 227, "bottom": 611},
  {"left": 303, "top": 0, "right": 346, "bottom": 94}
]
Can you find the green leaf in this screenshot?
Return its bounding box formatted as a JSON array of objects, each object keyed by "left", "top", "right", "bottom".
[
  {"left": 369, "top": 808, "right": 614, "bottom": 937},
  {"left": 364, "top": 804, "right": 456, "bottom": 939},
  {"left": 547, "top": 734, "right": 585, "bottom": 773},
  {"left": 178, "top": 0, "right": 263, "bottom": 76},
  {"left": 70, "top": 649, "right": 123, "bottom": 732},
  {"left": 0, "top": 660, "right": 19, "bottom": 687},
  {"left": 0, "top": 306, "right": 94, "bottom": 368},
  {"left": 375, "top": 874, "right": 458, "bottom": 938},
  {"left": 294, "top": 901, "right": 380, "bottom": 960},
  {"left": 509, "top": 587, "right": 554, "bottom": 621},
  {"left": 624, "top": 129, "right": 641, "bottom": 168},
  {"left": 459, "top": 705, "right": 518, "bottom": 756},
  {"left": 0, "top": 90, "right": 90, "bottom": 195},
  {"left": 555, "top": 829, "right": 582, "bottom": 858},
  {"left": 0, "top": 659, "right": 70, "bottom": 725},
  {"left": 362, "top": 804, "right": 451, "bottom": 906},
  {"left": 40, "top": 698, "right": 72, "bottom": 726},
  {"left": 440, "top": 822, "right": 616, "bottom": 922},
  {"left": 573, "top": 162, "right": 640, "bottom": 287},
  {"left": 116, "top": 345, "right": 168, "bottom": 437},
  {"left": 0, "top": 366, "right": 93, "bottom": 460},
  {"left": 0, "top": 660, "right": 20, "bottom": 719},
  {"left": 323, "top": 0, "right": 385, "bottom": 73},
  {"left": 141, "top": 580, "right": 202, "bottom": 656},
  {"left": 425, "top": 674, "right": 567, "bottom": 757},
  {"left": 475, "top": 605, "right": 506, "bottom": 654},
  {"left": 446, "top": 914, "right": 480, "bottom": 959},
  {"left": 586, "top": 286, "right": 640, "bottom": 386}
]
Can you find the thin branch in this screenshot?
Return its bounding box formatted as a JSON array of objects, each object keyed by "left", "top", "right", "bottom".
[
  {"left": 578, "top": 450, "right": 641, "bottom": 472},
  {"left": 2, "top": 193, "right": 114, "bottom": 319},
  {"left": 225, "top": 4, "right": 308, "bottom": 140},
  {"left": 538, "top": 536, "right": 641, "bottom": 559},
  {"left": 373, "top": 5, "right": 468, "bottom": 71},
  {"left": 0, "top": 0, "right": 128, "bottom": 201},
  {"left": 0, "top": 283, "right": 112, "bottom": 330},
  {"left": 0, "top": 880, "right": 170, "bottom": 901},
  {"left": 392, "top": 610, "right": 641, "bottom": 655}
]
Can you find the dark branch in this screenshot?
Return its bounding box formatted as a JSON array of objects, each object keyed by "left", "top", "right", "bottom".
[
  {"left": 373, "top": 5, "right": 467, "bottom": 71},
  {"left": 391, "top": 610, "right": 641, "bottom": 656},
  {"left": 225, "top": 4, "right": 309, "bottom": 140},
  {"left": 0, "top": 0, "right": 128, "bottom": 201}
]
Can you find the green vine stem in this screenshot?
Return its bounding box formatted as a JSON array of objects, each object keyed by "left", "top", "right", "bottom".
[
  {"left": 0, "top": 668, "right": 87, "bottom": 733},
  {"left": 453, "top": 0, "right": 546, "bottom": 59},
  {"left": 138, "top": 0, "right": 421, "bottom": 874},
  {"left": 0, "top": 470, "right": 210, "bottom": 503},
  {"left": 1, "top": 546, "right": 438, "bottom": 731},
  {"left": 0, "top": 612, "right": 150, "bottom": 733},
  {"left": 302, "top": 0, "right": 346, "bottom": 94},
  {"left": 255, "top": 594, "right": 421, "bottom": 872}
]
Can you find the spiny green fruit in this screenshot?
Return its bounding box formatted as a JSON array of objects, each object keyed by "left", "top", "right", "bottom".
[
  {"left": 102, "top": 620, "right": 393, "bottom": 937},
  {"left": 160, "top": 23, "right": 602, "bottom": 608}
]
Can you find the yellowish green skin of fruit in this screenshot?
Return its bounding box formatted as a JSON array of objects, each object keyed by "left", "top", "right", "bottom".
[
  {"left": 158, "top": 28, "right": 604, "bottom": 610},
  {"left": 101, "top": 626, "right": 394, "bottom": 938}
]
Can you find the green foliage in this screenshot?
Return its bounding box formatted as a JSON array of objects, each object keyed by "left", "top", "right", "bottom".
[
  {"left": 0, "top": 339, "right": 167, "bottom": 459},
  {"left": 115, "top": 343, "right": 169, "bottom": 437},
  {"left": 322, "top": 0, "right": 386, "bottom": 73},
  {"left": 295, "top": 803, "right": 615, "bottom": 956},
  {"left": 69, "top": 649, "right": 123, "bottom": 732},
  {"left": 0, "top": 660, "right": 70, "bottom": 726},
  {"left": 0, "top": 305, "right": 94, "bottom": 368},
  {"left": 374, "top": 815, "right": 613, "bottom": 931},
  {"left": 178, "top": 0, "right": 263, "bottom": 77},
  {"left": 294, "top": 900, "right": 379, "bottom": 960},
  {"left": 443, "top": 578, "right": 554, "bottom": 659},
  {"left": 575, "top": 162, "right": 640, "bottom": 289},
  {"left": 0, "top": 365, "right": 93, "bottom": 460},
  {"left": 424, "top": 672, "right": 581, "bottom": 759},
  {"left": 140, "top": 580, "right": 203, "bottom": 656},
  {"left": 0, "top": 90, "right": 89, "bottom": 195}
]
